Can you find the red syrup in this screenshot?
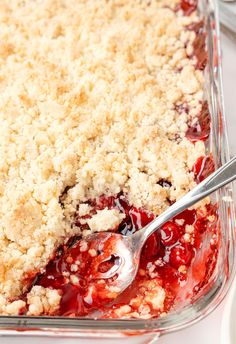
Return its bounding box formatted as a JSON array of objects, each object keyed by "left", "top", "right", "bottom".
[
  {"left": 179, "top": 0, "right": 198, "bottom": 16},
  {"left": 33, "top": 181, "right": 218, "bottom": 317},
  {"left": 192, "top": 155, "right": 215, "bottom": 183},
  {"left": 175, "top": 0, "right": 207, "bottom": 70},
  {"left": 187, "top": 21, "right": 208, "bottom": 71},
  {"left": 36, "top": 232, "right": 126, "bottom": 316},
  {"left": 186, "top": 101, "right": 211, "bottom": 142}
]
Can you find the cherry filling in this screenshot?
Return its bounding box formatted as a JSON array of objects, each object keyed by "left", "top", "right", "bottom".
[
  {"left": 186, "top": 102, "right": 211, "bottom": 142},
  {"left": 169, "top": 243, "right": 194, "bottom": 268},
  {"left": 192, "top": 155, "right": 215, "bottom": 183},
  {"left": 187, "top": 21, "right": 208, "bottom": 71},
  {"left": 36, "top": 233, "right": 125, "bottom": 316},
  {"left": 33, "top": 160, "right": 218, "bottom": 318},
  {"left": 179, "top": 0, "right": 198, "bottom": 15},
  {"left": 160, "top": 222, "right": 182, "bottom": 247}
]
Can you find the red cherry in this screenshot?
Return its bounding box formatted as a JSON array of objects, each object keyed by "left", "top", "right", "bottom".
[
  {"left": 169, "top": 244, "right": 194, "bottom": 268},
  {"left": 188, "top": 22, "right": 208, "bottom": 71},
  {"left": 186, "top": 102, "right": 210, "bottom": 142},
  {"left": 192, "top": 30, "right": 207, "bottom": 71},
  {"left": 142, "top": 232, "right": 161, "bottom": 260},
  {"left": 129, "top": 207, "right": 154, "bottom": 231},
  {"left": 186, "top": 22, "right": 207, "bottom": 71},
  {"left": 174, "top": 209, "right": 196, "bottom": 225},
  {"left": 193, "top": 232, "right": 202, "bottom": 249},
  {"left": 194, "top": 218, "right": 208, "bottom": 234},
  {"left": 180, "top": 0, "right": 197, "bottom": 16},
  {"left": 160, "top": 222, "right": 181, "bottom": 246},
  {"left": 96, "top": 195, "right": 116, "bottom": 210},
  {"left": 192, "top": 155, "right": 215, "bottom": 183},
  {"left": 114, "top": 194, "right": 130, "bottom": 216}
]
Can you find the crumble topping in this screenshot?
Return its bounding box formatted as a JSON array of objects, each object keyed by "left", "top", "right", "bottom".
[
  {"left": 0, "top": 296, "right": 26, "bottom": 316},
  {"left": 26, "top": 286, "right": 61, "bottom": 316},
  {"left": 85, "top": 209, "right": 125, "bottom": 232},
  {"left": 0, "top": 0, "right": 209, "bottom": 316},
  {"left": 108, "top": 279, "right": 166, "bottom": 319}
]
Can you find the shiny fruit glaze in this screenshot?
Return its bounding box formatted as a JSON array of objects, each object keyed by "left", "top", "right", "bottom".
[
  {"left": 192, "top": 155, "right": 215, "bottom": 183},
  {"left": 186, "top": 21, "right": 208, "bottom": 71},
  {"left": 169, "top": 243, "right": 194, "bottom": 268},
  {"left": 186, "top": 102, "right": 211, "bottom": 142},
  {"left": 180, "top": 0, "right": 198, "bottom": 15},
  {"left": 36, "top": 233, "right": 124, "bottom": 316},
  {"left": 34, "top": 178, "right": 218, "bottom": 317},
  {"left": 160, "top": 222, "right": 182, "bottom": 247}
]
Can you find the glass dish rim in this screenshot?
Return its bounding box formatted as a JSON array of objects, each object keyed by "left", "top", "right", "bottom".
[{"left": 0, "top": 0, "right": 235, "bottom": 337}]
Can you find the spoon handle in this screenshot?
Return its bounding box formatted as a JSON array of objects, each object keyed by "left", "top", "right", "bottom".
[{"left": 135, "top": 156, "right": 236, "bottom": 245}]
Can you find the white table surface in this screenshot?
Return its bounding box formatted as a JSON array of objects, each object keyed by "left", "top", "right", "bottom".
[{"left": 1, "top": 28, "right": 236, "bottom": 344}]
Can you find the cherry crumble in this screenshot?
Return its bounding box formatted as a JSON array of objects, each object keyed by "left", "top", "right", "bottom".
[{"left": 0, "top": 0, "right": 219, "bottom": 319}]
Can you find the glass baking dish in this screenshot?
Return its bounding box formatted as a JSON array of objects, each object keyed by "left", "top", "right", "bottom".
[{"left": 0, "top": 0, "right": 235, "bottom": 342}]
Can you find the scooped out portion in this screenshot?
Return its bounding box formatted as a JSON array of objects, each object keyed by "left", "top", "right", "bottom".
[{"left": 35, "top": 192, "right": 218, "bottom": 318}]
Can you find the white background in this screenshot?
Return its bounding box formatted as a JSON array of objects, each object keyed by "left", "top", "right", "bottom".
[{"left": 1, "top": 26, "right": 236, "bottom": 344}]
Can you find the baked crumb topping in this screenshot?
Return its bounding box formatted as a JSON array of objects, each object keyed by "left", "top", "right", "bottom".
[
  {"left": 26, "top": 286, "right": 61, "bottom": 316},
  {"left": 0, "top": 0, "right": 213, "bottom": 317}
]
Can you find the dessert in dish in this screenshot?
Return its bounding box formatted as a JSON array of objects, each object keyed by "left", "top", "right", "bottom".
[{"left": 0, "top": 0, "right": 219, "bottom": 319}]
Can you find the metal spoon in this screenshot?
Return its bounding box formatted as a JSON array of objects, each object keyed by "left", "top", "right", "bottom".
[{"left": 85, "top": 156, "right": 236, "bottom": 295}]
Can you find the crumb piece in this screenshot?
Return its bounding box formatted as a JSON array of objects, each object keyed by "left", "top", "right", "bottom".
[
  {"left": 147, "top": 262, "right": 157, "bottom": 278},
  {"left": 178, "top": 66, "right": 200, "bottom": 94},
  {"left": 78, "top": 204, "right": 92, "bottom": 217},
  {"left": 155, "top": 258, "right": 165, "bottom": 267},
  {"left": 138, "top": 269, "right": 146, "bottom": 276},
  {"left": 5, "top": 300, "right": 26, "bottom": 315},
  {"left": 178, "top": 265, "right": 187, "bottom": 274},
  {"left": 70, "top": 264, "right": 78, "bottom": 272},
  {"left": 207, "top": 215, "right": 215, "bottom": 222},
  {"left": 88, "top": 249, "right": 97, "bottom": 257},
  {"left": 183, "top": 233, "right": 191, "bottom": 243},
  {"left": 129, "top": 280, "right": 165, "bottom": 312},
  {"left": 175, "top": 219, "right": 185, "bottom": 226},
  {"left": 138, "top": 304, "right": 151, "bottom": 316},
  {"left": 86, "top": 208, "right": 125, "bottom": 232},
  {"left": 185, "top": 225, "right": 194, "bottom": 234},
  {"left": 0, "top": 296, "right": 26, "bottom": 315},
  {"left": 27, "top": 286, "right": 61, "bottom": 316},
  {"left": 113, "top": 305, "right": 132, "bottom": 318},
  {"left": 79, "top": 240, "right": 88, "bottom": 252},
  {"left": 70, "top": 275, "right": 79, "bottom": 285},
  {"left": 145, "top": 287, "right": 165, "bottom": 310},
  {"left": 108, "top": 286, "right": 121, "bottom": 293}
]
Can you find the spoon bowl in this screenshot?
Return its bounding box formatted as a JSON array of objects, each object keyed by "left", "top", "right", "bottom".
[{"left": 85, "top": 232, "right": 139, "bottom": 292}]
